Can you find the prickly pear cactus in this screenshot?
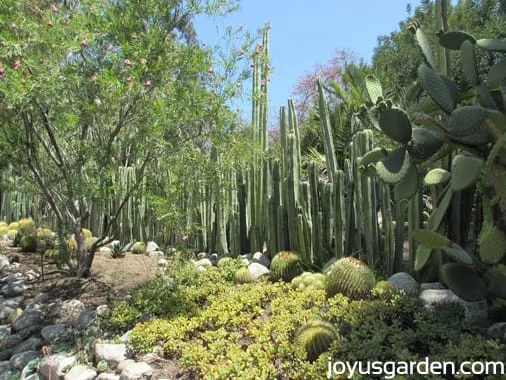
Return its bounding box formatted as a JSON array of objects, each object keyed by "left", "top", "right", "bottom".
[
  {"left": 295, "top": 320, "right": 339, "bottom": 362},
  {"left": 270, "top": 251, "right": 304, "bottom": 282},
  {"left": 325, "top": 256, "right": 376, "bottom": 300}
]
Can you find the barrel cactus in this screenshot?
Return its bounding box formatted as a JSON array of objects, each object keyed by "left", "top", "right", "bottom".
[
  {"left": 295, "top": 320, "right": 339, "bottom": 362},
  {"left": 82, "top": 228, "right": 93, "bottom": 239},
  {"left": 234, "top": 267, "right": 255, "bottom": 284},
  {"left": 270, "top": 251, "right": 304, "bottom": 282},
  {"left": 291, "top": 272, "right": 326, "bottom": 291},
  {"left": 18, "top": 218, "right": 36, "bottom": 236},
  {"left": 36, "top": 228, "right": 54, "bottom": 242},
  {"left": 7, "top": 229, "right": 17, "bottom": 241},
  {"left": 372, "top": 280, "right": 396, "bottom": 299},
  {"left": 325, "top": 256, "right": 376, "bottom": 300},
  {"left": 86, "top": 237, "right": 98, "bottom": 251},
  {"left": 131, "top": 241, "right": 146, "bottom": 254},
  {"left": 8, "top": 222, "right": 19, "bottom": 230},
  {"left": 0, "top": 226, "right": 8, "bottom": 235},
  {"left": 20, "top": 235, "right": 37, "bottom": 252}
]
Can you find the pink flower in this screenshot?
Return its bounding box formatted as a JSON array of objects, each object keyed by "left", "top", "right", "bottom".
[
  {"left": 47, "top": 21, "right": 53, "bottom": 27},
  {"left": 10, "top": 23, "right": 16, "bottom": 30},
  {"left": 80, "top": 40, "right": 88, "bottom": 48},
  {"left": 181, "top": 235, "right": 188, "bottom": 242},
  {"left": 123, "top": 59, "right": 132, "bottom": 67},
  {"left": 207, "top": 66, "right": 214, "bottom": 74},
  {"left": 51, "top": 5, "right": 58, "bottom": 13},
  {"left": 0, "top": 65, "right": 4, "bottom": 77},
  {"left": 144, "top": 80, "right": 152, "bottom": 88},
  {"left": 12, "top": 60, "right": 20, "bottom": 70},
  {"left": 126, "top": 76, "right": 133, "bottom": 83}
]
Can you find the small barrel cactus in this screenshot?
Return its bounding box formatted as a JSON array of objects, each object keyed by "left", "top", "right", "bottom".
[
  {"left": 291, "top": 272, "right": 326, "bottom": 291},
  {"left": 325, "top": 256, "right": 375, "bottom": 300},
  {"left": 372, "top": 280, "right": 395, "bottom": 299},
  {"left": 36, "top": 228, "right": 54, "bottom": 241},
  {"left": 295, "top": 320, "right": 339, "bottom": 362},
  {"left": 8, "top": 222, "right": 19, "bottom": 230},
  {"left": 18, "top": 218, "right": 36, "bottom": 236},
  {"left": 86, "top": 236, "right": 98, "bottom": 251},
  {"left": 82, "top": 228, "right": 93, "bottom": 238},
  {"left": 7, "top": 229, "right": 17, "bottom": 241},
  {"left": 0, "top": 226, "right": 8, "bottom": 235},
  {"left": 20, "top": 235, "right": 38, "bottom": 252},
  {"left": 234, "top": 267, "right": 255, "bottom": 284},
  {"left": 131, "top": 241, "right": 146, "bottom": 254},
  {"left": 270, "top": 251, "right": 304, "bottom": 282}
]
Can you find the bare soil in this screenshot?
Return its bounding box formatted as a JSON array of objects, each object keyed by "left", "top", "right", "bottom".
[{"left": 1, "top": 243, "right": 197, "bottom": 379}]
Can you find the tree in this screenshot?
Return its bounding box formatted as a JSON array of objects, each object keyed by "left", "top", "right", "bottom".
[{"left": 0, "top": 0, "right": 241, "bottom": 277}]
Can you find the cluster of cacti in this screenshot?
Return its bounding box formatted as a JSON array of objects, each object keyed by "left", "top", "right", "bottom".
[
  {"left": 325, "top": 256, "right": 376, "bottom": 300},
  {"left": 372, "top": 280, "right": 395, "bottom": 299},
  {"left": 234, "top": 267, "right": 255, "bottom": 284},
  {"left": 269, "top": 251, "right": 304, "bottom": 282},
  {"left": 131, "top": 241, "right": 146, "bottom": 255},
  {"left": 294, "top": 320, "right": 339, "bottom": 362},
  {"left": 290, "top": 272, "right": 326, "bottom": 291}
]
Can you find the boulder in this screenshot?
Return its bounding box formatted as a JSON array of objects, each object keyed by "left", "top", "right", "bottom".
[
  {"left": 9, "top": 350, "right": 40, "bottom": 370},
  {"left": 388, "top": 272, "right": 418, "bottom": 294},
  {"left": 64, "top": 364, "right": 97, "bottom": 380},
  {"left": 146, "top": 241, "right": 160, "bottom": 253},
  {"left": 487, "top": 322, "right": 506, "bottom": 342},
  {"left": 38, "top": 354, "right": 76, "bottom": 379},
  {"left": 73, "top": 310, "right": 97, "bottom": 329},
  {"left": 252, "top": 252, "right": 270, "bottom": 268},
  {"left": 247, "top": 263, "right": 269, "bottom": 280},
  {"left": 119, "top": 362, "right": 153, "bottom": 380},
  {"left": 95, "top": 343, "right": 128, "bottom": 366},
  {"left": 11, "top": 310, "right": 43, "bottom": 333},
  {"left": 41, "top": 324, "right": 68, "bottom": 343}
]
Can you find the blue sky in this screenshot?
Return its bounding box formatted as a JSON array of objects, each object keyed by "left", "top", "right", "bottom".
[{"left": 194, "top": 0, "right": 422, "bottom": 123}]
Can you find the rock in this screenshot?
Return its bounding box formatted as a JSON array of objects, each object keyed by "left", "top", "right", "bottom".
[
  {"left": 0, "top": 325, "right": 10, "bottom": 340},
  {"left": 23, "top": 373, "right": 45, "bottom": 380},
  {"left": 96, "top": 373, "right": 121, "bottom": 380},
  {"left": 1, "top": 280, "right": 26, "bottom": 297},
  {"left": 141, "top": 353, "right": 164, "bottom": 364},
  {"left": 0, "top": 255, "right": 9, "bottom": 270},
  {"left": 209, "top": 253, "right": 219, "bottom": 261},
  {"left": 95, "top": 344, "right": 128, "bottom": 366},
  {"left": 252, "top": 252, "right": 270, "bottom": 268},
  {"left": 11, "top": 310, "right": 43, "bottom": 333},
  {"left": 247, "top": 262, "right": 270, "bottom": 280},
  {"left": 122, "top": 243, "right": 133, "bottom": 252},
  {"left": 12, "top": 336, "right": 43, "bottom": 355},
  {"left": 1, "top": 298, "right": 22, "bottom": 309},
  {"left": 148, "top": 251, "right": 164, "bottom": 258},
  {"left": 32, "top": 292, "right": 49, "bottom": 305},
  {"left": 1, "top": 273, "right": 23, "bottom": 284},
  {"left": 117, "top": 359, "right": 136, "bottom": 373},
  {"left": 0, "top": 361, "right": 10, "bottom": 374},
  {"left": 119, "top": 362, "right": 153, "bottom": 380},
  {"left": 487, "top": 322, "right": 506, "bottom": 341},
  {"left": 58, "top": 299, "right": 85, "bottom": 323},
  {"left": 73, "top": 310, "right": 97, "bottom": 329},
  {"left": 96, "top": 304, "right": 110, "bottom": 316},
  {"left": 38, "top": 354, "right": 76, "bottom": 379},
  {"left": 64, "top": 364, "right": 97, "bottom": 380},
  {"left": 196, "top": 252, "right": 207, "bottom": 259},
  {"left": 240, "top": 253, "right": 253, "bottom": 261},
  {"left": 194, "top": 258, "right": 212, "bottom": 267},
  {"left": 99, "top": 247, "right": 112, "bottom": 254},
  {"left": 0, "top": 305, "right": 14, "bottom": 324},
  {"left": 119, "top": 330, "right": 132, "bottom": 344},
  {"left": 419, "top": 282, "right": 445, "bottom": 291},
  {"left": 41, "top": 325, "right": 68, "bottom": 343},
  {"left": 419, "top": 289, "right": 488, "bottom": 324},
  {"left": 388, "top": 272, "right": 418, "bottom": 294},
  {"left": 24, "top": 269, "right": 39, "bottom": 282},
  {"left": 146, "top": 241, "right": 159, "bottom": 253},
  {"left": 157, "top": 259, "right": 168, "bottom": 267},
  {"left": 9, "top": 350, "right": 40, "bottom": 369},
  {"left": 241, "top": 258, "right": 250, "bottom": 266}
]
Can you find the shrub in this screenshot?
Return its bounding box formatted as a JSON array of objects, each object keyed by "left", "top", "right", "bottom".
[
  {"left": 325, "top": 256, "right": 375, "bottom": 300},
  {"left": 131, "top": 241, "right": 146, "bottom": 254},
  {"left": 20, "top": 235, "right": 37, "bottom": 252},
  {"left": 270, "top": 251, "right": 304, "bottom": 282},
  {"left": 111, "top": 244, "right": 125, "bottom": 258}
]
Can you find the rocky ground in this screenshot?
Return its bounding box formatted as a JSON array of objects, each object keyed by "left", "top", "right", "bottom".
[{"left": 0, "top": 240, "right": 195, "bottom": 380}]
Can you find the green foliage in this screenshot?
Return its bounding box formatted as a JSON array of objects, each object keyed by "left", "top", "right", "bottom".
[
  {"left": 269, "top": 251, "right": 304, "bottom": 282},
  {"left": 131, "top": 242, "right": 146, "bottom": 255},
  {"left": 325, "top": 256, "right": 376, "bottom": 300},
  {"left": 111, "top": 244, "right": 125, "bottom": 259},
  {"left": 20, "top": 235, "right": 37, "bottom": 252}
]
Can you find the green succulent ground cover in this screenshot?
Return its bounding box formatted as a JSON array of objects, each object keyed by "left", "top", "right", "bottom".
[{"left": 103, "top": 257, "right": 506, "bottom": 379}]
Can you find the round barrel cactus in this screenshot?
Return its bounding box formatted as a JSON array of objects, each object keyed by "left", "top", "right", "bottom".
[
  {"left": 234, "top": 267, "right": 255, "bottom": 284},
  {"left": 295, "top": 320, "right": 339, "bottom": 362},
  {"left": 270, "top": 251, "right": 304, "bottom": 282},
  {"left": 325, "top": 256, "right": 375, "bottom": 300}
]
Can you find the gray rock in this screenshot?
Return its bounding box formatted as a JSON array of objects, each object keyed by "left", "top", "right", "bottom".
[
  {"left": 57, "top": 299, "right": 85, "bottom": 323},
  {"left": 119, "top": 362, "right": 153, "bottom": 380},
  {"left": 12, "top": 336, "right": 43, "bottom": 355},
  {"left": 73, "top": 310, "right": 97, "bottom": 329},
  {"left": 146, "top": 241, "right": 160, "bottom": 253},
  {"left": 40, "top": 325, "right": 68, "bottom": 342},
  {"left": 1, "top": 298, "right": 21, "bottom": 309},
  {"left": 1, "top": 273, "right": 24, "bottom": 284},
  {"left": 22, "top": 374, "right": 45, "bottom": 380},
  {"left": 141, "top": 353, "right": 164, "bottom": 364},
  {"left": 240, "top": 253, "right": 253, "bottom": 261},
  {"left": 419, "top": 282, "right": 445, "bottom": 291},
  {"left": 31, "top": 293, "right": 49, "bottom": 306},
  {"left": 247, "top": 262, "right": 270, "bottom": 280},
  {"left": 38, "top": 354, "right": 76, "bottom": 379},
  {"left": 0, "top": 361, "right": 10, "bottom": 375},
  {"left": 487, "top": 322, "right": 506, "bottom": 341},
  {"left": 122, "top": 243, "right": 133, "bottom": 252},
  {"left": 0, "top": 255, "right": 9, "bottom": 270},
  {"left": 252, "top": 252, "right": 270, "bottom": 268},
  {"left": 64, "top": 364, "right": 97, "bottom": 380},
  {"left": 96, "top": 305, "right": 110, "bottom": 316},
  {"left": 119, "top": 330, "right": 132, "bottom": 344},
  {"left": 0, "top": 334, "right": 22, "bottom": 352},
  {"left": 196, "top": 252, "right": 207, "bottom": 259},
  {"left": 0, "top": 369, "right": 20, "bottom": 380},
  {"left": 1, "top": 280, "right": 26, "bottom": 297},
  {"left": 419, "top": 289, "right": 488, "bottom": 324},
  {"left": 148, "top": 251, "right": 164, "bottom": 258},
  {"left": 95, "top": 344, "right": 128, "bottom": 366},
  {"left": 12, "top": 310, "right": 43, "bottom": 333},
  {"left": 0, "top": 325, "right": 10, "bottom": 340},
  {"left": 0, "top": 305, "right": 14, "bottom": 324},
  {"left": 96, "top": 373, "right": 121, "bottom": 380},
  {"left": 157, "top": 259, "right": 168, "bottom": 267},
  {"left": 117, "top": 359, "right": 136, "bottom": 372},
  {"left": 241, "top": 258, "right": 250, "bottom": 266},
  {"left": 388, "top": 272, "right": 418, "bottom": 294},
  {"left": 209, "top": 253, "right": 219, "bottom": 261},
  {"left": 9, "top": 350, "right": 40, "bottom": 370},
  {"left": 99, "top": 247, "right": 112, "bottom": 254}
]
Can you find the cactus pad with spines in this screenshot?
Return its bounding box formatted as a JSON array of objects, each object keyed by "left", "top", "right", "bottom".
[
  {"left": 359, "top": 147, "right": 388, "bottom": 168},
  {"left": 438, "top": 31, "right": 476, "bottom": 50},
  {"left": 489, "top": 265, "right": 506, "bottom": 299},
  {"left": 439, "top": 263, "right": 488, "bottom": 301},
  {"left": 450, "top": 154, "right": 484, "bottom": 191},
  {"left": 418, "top": 63, "right": 456, "bottom": 114},
  {"left": 295, "top": 320, "right": 339, "bottom": 362},
  {"left": 412, "top": 230, "right": 450, "bottom": 249},
  {"left": 424, "top": 168, "right": 451, "bottom": 186},
  {"left": 394, "top": 164, "right": 419, "bottom": 201},
  {"left": 477, "top": 39, "right": 506, "bottom": 53},
  {"left": 378, "top": 108, "right": 412, "bottom": 144},
  {"left": 375, "top": 147, "right": 411, "bottom": 184},
  {"left": 408, "top": 127, "right": 443, "bottom": 160},
  {"left": 478, "top": 224, "right": 506, "bottom": 264},
  {"left": 270, "top": 251, "right": 304, "bottom": 282},
  {"left": 325, "top": 256, "right": 376, "bottom": 300}
]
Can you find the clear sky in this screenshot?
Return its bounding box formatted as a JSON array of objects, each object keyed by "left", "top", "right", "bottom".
[{"left": 194, "top": 0, "right": 422, "bottom": 124}]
